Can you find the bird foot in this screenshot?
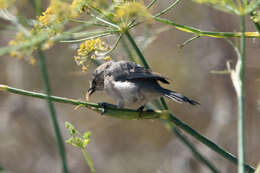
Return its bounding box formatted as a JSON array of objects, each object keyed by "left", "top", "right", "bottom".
[
  {"left": 136, "top": 106, "right": 155, "bottom": 118},
  {"left": 98, "top": 102, "right": 117, "bottom": 115}
]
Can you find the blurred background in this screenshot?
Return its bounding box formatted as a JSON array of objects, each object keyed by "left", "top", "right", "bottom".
[{"left": 0, "top": 0, "right": 260, "bottom": 172}]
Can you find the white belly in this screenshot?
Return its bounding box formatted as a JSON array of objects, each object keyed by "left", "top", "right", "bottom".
[
  {"left": 104, "top": 80, "right": 160, "bottom": 108},
  {"left": 112, "top": 81, "right": 140, "bottom": 104}
]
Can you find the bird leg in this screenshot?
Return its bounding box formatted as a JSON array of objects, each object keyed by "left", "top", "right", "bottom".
[
  {"left": 98, "top": 102, "right": 117, "bottom": 115},
  {"left": 136, "top": 105, "right": 145, "bottom": 118},
  {"left": 137, "top": 105, "right": 155, "bottom": 118}
]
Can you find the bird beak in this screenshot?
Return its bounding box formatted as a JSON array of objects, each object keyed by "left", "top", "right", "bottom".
[{"left": 86, "top": 87, "right": 95, "bottom": 101}]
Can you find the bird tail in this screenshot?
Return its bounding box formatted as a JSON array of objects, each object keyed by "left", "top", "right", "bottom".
[{"left": 159, "top": 87, "right": 200, "bottom": 105}]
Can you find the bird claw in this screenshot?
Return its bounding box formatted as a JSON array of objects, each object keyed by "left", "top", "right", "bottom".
[
  {"left": 137, "top": 106, "right": 155, "bottom": 118},
  {"left": 137, "top": 105, "right": 145, "bottom": 118},
  {"left": 98, "top": 102, "right": 116, "bottom": 115}
]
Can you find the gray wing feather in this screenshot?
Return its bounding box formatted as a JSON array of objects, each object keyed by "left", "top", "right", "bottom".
[{"left": 105, "top": 61, "right": 170, "bottom": 84}]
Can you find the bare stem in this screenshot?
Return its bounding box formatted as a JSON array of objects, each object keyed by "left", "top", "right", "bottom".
[
  {"left": 238, "top": 13, "right": 246, "bottom": 173},
  {"left": 153, "top": 16, "right": 260, "bottom": 38},
  {"left": 81, "top": 149, "right": 96, "bottom": 173},
  {"left": 0, "top": 84, "right": 163, "bottom": 119},
  {"left": 37, "top": 49, "right": 69, "bottom": 173}
]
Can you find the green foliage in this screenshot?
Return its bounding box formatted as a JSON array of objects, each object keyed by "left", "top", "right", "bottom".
[
  {"left": 65, "top": 122, "right": 96, "bottom": 173},
  {"left": 65, "top": 122, "right": 92, "bottom": 149}
]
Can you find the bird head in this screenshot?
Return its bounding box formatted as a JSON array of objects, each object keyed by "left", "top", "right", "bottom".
[{"left": 87, "top": 61, "right": 113, "bottom": 100}]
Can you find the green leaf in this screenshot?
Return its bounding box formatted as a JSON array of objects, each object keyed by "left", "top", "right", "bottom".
[{"left": 245, "top": 0, "right": 260, "bottom": 14}]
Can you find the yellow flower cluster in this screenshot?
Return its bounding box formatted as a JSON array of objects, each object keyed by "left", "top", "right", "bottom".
[
  {"left": 38, "top": 0, "right": 78, "bottom": 27},
  {"left": 71, "top": 0, "right": 89, "bottom": 13},
  {"left": 74, "top": 38, "right": 110, "bottom": 72},
  {"left": 8, "top": 32, "right": 36, "bottom": 65},
  {"left": 114, "top": 2, "right": 152, "bottom": 28},
  {"left": 0, "top": 0, "right": 15, "bottom": 9}
]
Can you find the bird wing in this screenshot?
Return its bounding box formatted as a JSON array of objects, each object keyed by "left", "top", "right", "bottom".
[{"left": 106, "top": 61, "right": 170, "bottom": 84}]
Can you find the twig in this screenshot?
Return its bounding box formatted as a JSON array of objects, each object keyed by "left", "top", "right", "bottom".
[
  {"left": 37, "top": 49, "right": 69, "bottom": 173},
  {"left": 96, "top": 34, "right": 122, "bottom": 56},
  {"left": 147, "top": 0, "right": 158, "bottom": 9},
  {"left": 178, "top": 35, "right": 200, "bottom": 49},
  {"left": 238, "top": 13, "right": 246, "bottom": 173},
  {"left": 81, "top": 149, "right": 96, "bottom": 173},
  {"left": 153, "top": 16, "right": 260, "bottom": 38},
  {"left": 154, "top": 0, "right": 183, "bottom": 17},
  {"left": 165, "top": 112, "right": 254, "bottom": 172},
  {"left": 0, "top": 84, "right": 163, "bottom": 120},
  {"left": 60, "top": 32, "right": 113, "bottom": 43},
  {"left": 173, "top": 127, "right": 220, "bottom": 173}
]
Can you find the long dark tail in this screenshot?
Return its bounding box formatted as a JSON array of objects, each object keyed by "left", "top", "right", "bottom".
[{"left": 159, "top": 87, "right": 200, "bottom": 105}]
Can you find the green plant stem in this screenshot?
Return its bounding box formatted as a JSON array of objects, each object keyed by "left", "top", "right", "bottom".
[
  {"left": 37, "top": 49, "right": 69, "bottom": 173},
  {"left": 0, "top": 84, "right": 163, "bottom": 119},
  {"left": 147, "top": 0, "right": 158, "bottom": 9},
  {"left": 0, "top": 166, "right": 5, "bottom": 172},
  {"left": 124, "top": 31, "right": 150, "bottom": 69},
  {"left": 30, "top": 0, "right": 42, "bottom": 16},
  {"left": 238, "top": 14, "right": 246, "bottom": 173},
  {"left": 165, "top": 112, "right": 254, "bottom": 172},
  {"left": 252, "top": 21, "right": 260, "bottom": 32},
  {"left": 173, "top": 127, "right": 219, "bottom": 173},
  {"left": 60, "top": 32, "right": 112, "bottom": 43},
  {"left": 81, "top": 149, "right": 96, "bottom": 173},
  {"left": 124, "top": 30, "right": 255, "bottom": 173},
  {"left": 120, "top": 36, "right": 135, "bottom": 62},
  {"left": 153, "top": 16, "right": 260, "bottom": 38},
  {"left": 162, "top": 102, "right": 219, "bottom": 173},
  {"left": 125, "top": 30, "right": 220, "bottom": 173},
  {"left": 178, "top": 35, "right": 201, "bottom": 49},
  {"left": 61, "top": 30, "right": 118, "bottom": 42},
  {"left": 101, "top": 34, "right": 122, "bottom": 56},
  {"left": 154, "top": 0, "right": 182, "bottom": 17}
]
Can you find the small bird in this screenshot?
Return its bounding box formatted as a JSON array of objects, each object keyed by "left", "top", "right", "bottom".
[{"left": 87, "top": 61, "right": 199, "bottom": 111}]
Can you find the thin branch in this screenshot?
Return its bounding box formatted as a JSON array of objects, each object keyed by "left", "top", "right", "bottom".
[
  {"left": 153, "top": 16, "right": 260, "bottom": 38},
  {"left": 164, "top": 113, "right": 254, "bottom": 173},
  {"left": 60, "top": 32, "right": 113, "bottom": 43},
  {"left": 120, "top": 36, "right": 136, "bottom": 62},
  {"left": 173, "top": 127, "right": 220, "bottom": 173},
  {"left": 147, "top": 0, "right": 158, "bottom": 9},
  {"left": 96, "top": 34, "right": 122, "bottom": 56},
  {"left": 154, "top": 0, "right": 183, "bottom": 17},
  {"left": 37, "top": 49, "right": 69, "bottom": 173},
  {"left": 61, "top": 30, "right": 118, "bottom": 42},
  {"left": 124, "top": 31, "right": 150, "bottom": 69},
  {"left": 81, "top": 149, "right": 96, "bottom": 173},
  {"left": 238, "top": 13, "right": 246, "bottom": 173},
  {"left": 69, "top": 19, "right": 110, "bottom": 27},
  {"left": 90, "top": 14, "right": 120, "bottom": 29},
  {"left": 178, "top": 35, "right": 200, "bottom": 49},
  {"left": 0, "top": 84, "right": 163, "bottom": 119}
]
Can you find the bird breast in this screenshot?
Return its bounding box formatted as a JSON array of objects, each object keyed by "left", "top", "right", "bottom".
[
  {"left": 104, "top": 77, "right": 161, "bottom": 108},
  {"left": 108, "top": 80, "right": 141, "bottom": 104}
]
